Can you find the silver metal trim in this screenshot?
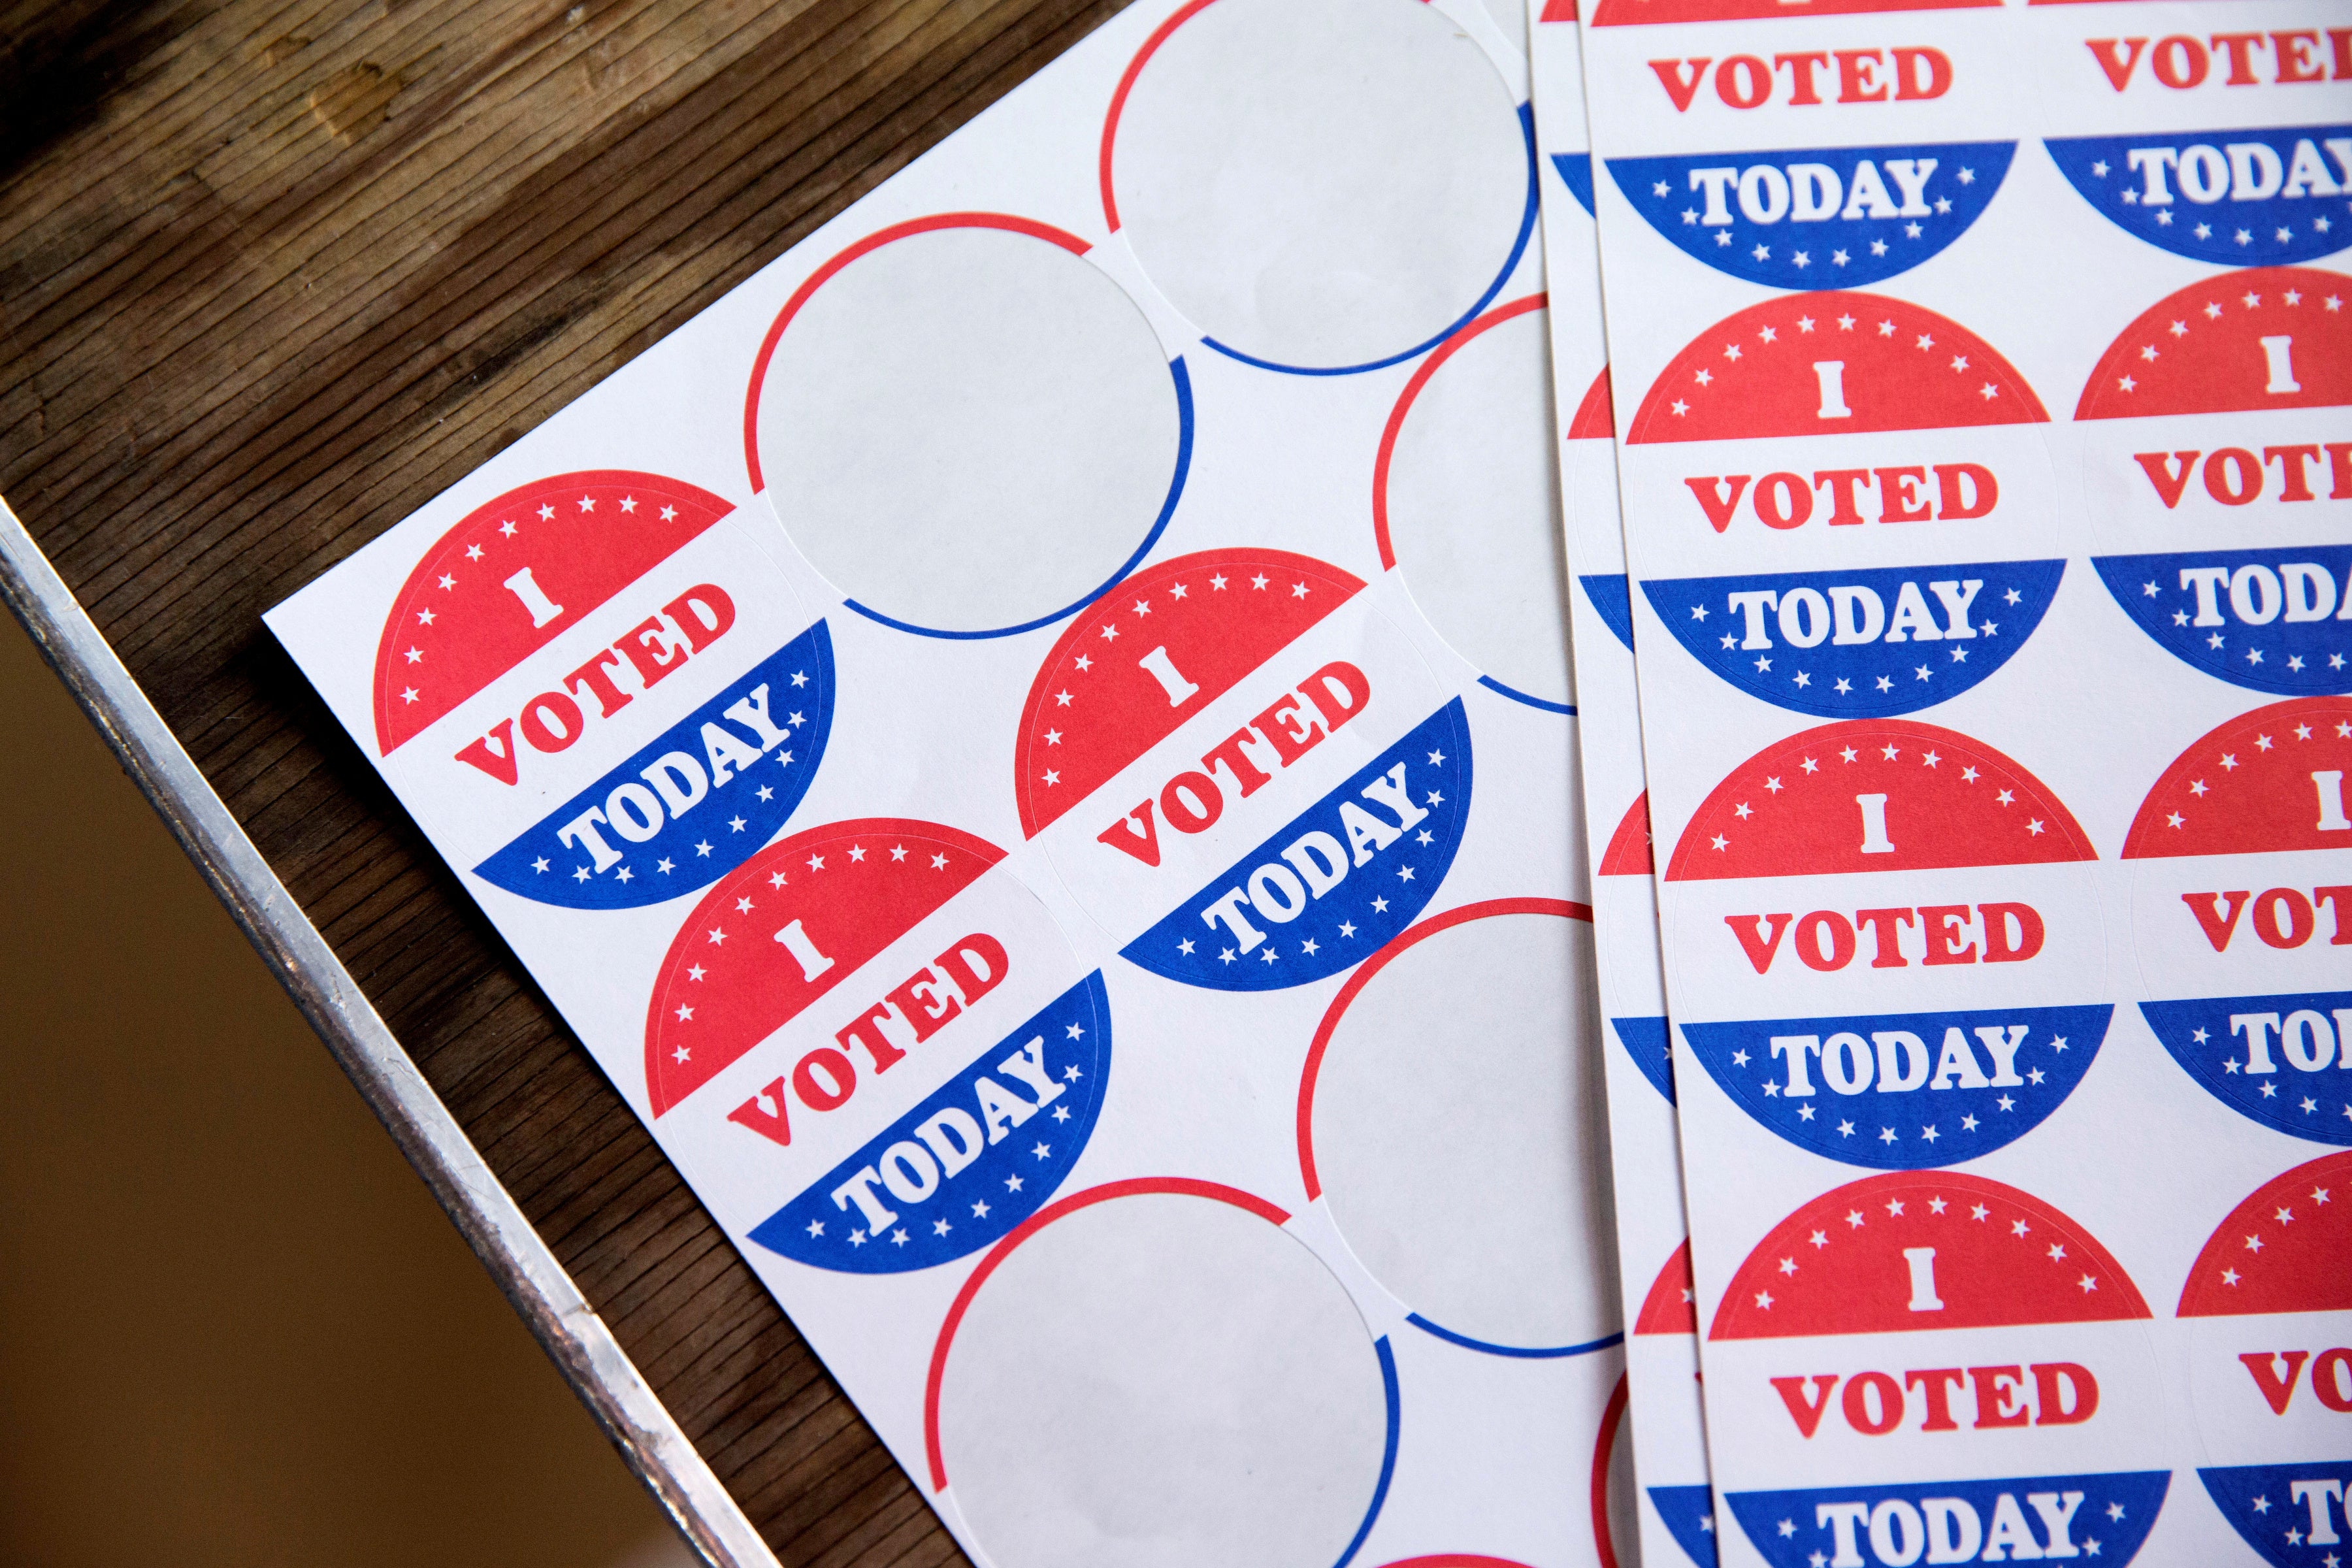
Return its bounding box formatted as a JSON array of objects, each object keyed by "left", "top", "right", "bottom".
[{"left": 0, "top": 497, "right": 779, "bottom": 1568}]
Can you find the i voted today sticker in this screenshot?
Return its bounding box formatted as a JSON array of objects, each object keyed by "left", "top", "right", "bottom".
[
  {"left": 1017, "top": 548, "right": 1471, "bottom": 991},
  {"left": 2177, "top": 1152, "right": 2352, "bottom": 1567},
  {"left": 640, "top": 817, "right": 1105, "bottom": 1273},
  {"left": 368, "top": 469, "right": 832, "bottom": 912},
  {"left": 2121, "top": 696, "right": 2352, "bottom": 1004}
]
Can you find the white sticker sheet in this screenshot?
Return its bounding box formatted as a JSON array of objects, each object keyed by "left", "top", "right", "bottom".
[
  {"left": 263, "top": 2, "right": 1632, "bottom": 1563},
  {"left": 1570, "top": 1, "right": 2352, "bottom": 1564},
  {"left": 1531, "top": 5, "right": 1725, "bottom": 1567}
]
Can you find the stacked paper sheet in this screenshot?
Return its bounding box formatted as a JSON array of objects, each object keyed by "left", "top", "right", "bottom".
[
  {"left": 1541, "top": 0, "right": 2352, "bottom": 1564},
  {"left": 263, "top": 0, "right": 2351, "bottom": 1563},
  {"left": 270, "top": 2, "right": 1632, "bottom": 1564}
]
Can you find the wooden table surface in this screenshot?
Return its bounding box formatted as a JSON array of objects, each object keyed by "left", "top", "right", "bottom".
[{"left": 0, "top": 2, "right": 1132, "bottom": 1561}]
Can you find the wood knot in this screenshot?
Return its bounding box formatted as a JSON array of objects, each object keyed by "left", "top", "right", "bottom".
[{"left": 308, "top": 63, "right": 402, "bottom": 146}]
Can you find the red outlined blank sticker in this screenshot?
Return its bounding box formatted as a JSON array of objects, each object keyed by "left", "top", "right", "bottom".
[
  {"left": 1299, "top": 898, "right": 1620, "bottom": 1354},
  {"left": 1375, "top": 295, "right": 1575, "bottom": 711},
  {"left": 1102, "top": 0, "right": 1531, "bottom": 374},
  {"left": 927, "top": 1179, "right": 1395, "bottom": 1568},
  {"left": 747, "top": 215, "right": 1186, "bottom": 638}
]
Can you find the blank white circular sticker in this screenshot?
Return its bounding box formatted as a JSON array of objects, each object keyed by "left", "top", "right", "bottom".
[
  {"left": 754, "top": 221, "right": 1184, "bottom": 635},
  {"left": 1105, "top": 0, "right": 1529, "bottom": 372},
  {"left": 935, "top": 1186, "right": 1391, "bottom": 1568},
  {"left": 1378, "top": 299, "right": 1571, "bottom": 709},
  {"left": 1305, "top": 904, "right": 1615, "bottom": 1350}
]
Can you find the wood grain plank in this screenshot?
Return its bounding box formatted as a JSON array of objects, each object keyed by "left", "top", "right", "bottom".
[{"left": 0, "top": 0, "right": 1134, "bottom": 1558}]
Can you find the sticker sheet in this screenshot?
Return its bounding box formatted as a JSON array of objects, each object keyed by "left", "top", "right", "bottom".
[
  {"left": 1572, "top": 0, "right": 2352, "bottom": 1563},
  {"left": 265, "top": 1, "right": 1631, "bottom": 1563},
  {"left": 1531, "top": 5, "right": 1725, "bottom": 1566}
]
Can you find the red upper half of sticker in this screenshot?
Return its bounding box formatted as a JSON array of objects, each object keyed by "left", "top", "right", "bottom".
[
  {"left": 2178, "top": 1149, "right": 2352, "bottom": 1317},
  {"left": 1711, "top": 1170, "right": 2149, "bottom": 1340},
  {"left": 2123, "top": 696, "right": 2352, "bottom": 859},
  {"left": 1569, "top": 366, "right": 1616, "bottom": 442},
  {"left": 373, "top": 472, "right": 732, "bottom": 755},
  {"left": 2078, "top": 268, "right": 2352, "bottom": 421},
  {"left": 1636, "top": 1238, "right": 1699, "bottom": 1335},
  {"left": 1601, "top": 791, "right": 1657, "bottom": 876},
  {"left": 1015, "top": 549, "right": 1365, "bottom": 838},
  {"left": 1592, "top": 0, "right": 1993, "bottom": 24},
  {"left": 1669, "top": 719, "right": 2095, "bottom": 881},
  {"left": 1629, "top": 293, "right": 2048, "bottom": 445},
  {"left": 642, "top": 819, "right": 1003, "bottom": 1116}
]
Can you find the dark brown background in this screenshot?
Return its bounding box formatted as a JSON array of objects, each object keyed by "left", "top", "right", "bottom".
[
  {"left": 0, "top": 0, "right": 1133, "bottom": 1560},
  {"left": 0, "top": 608, "right": 681, "bottom": 1567}
]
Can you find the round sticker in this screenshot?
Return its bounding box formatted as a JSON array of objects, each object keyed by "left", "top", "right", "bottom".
[
  {"left": 2124, "top": 699, "right": 2352, "bottom": 1115},
  {"left": 1016, "top": 547, "right": 1473, "bottom": 991},
  {"left": 642, "top": 817, "right": 1108, "bottom": 1273},
  {"left": 745, "top": 214, "right": 1188, "bottom": 636},
  {"left": 1374, "top": 295, "right": 1575, "bottom": 712},
  {"left": 2126, "top": 696, "right": 2352, "bottom": 1141},
  {"left": 927, "top": 1179, "right": 1397, "bottom": 1568},
  {"left": 2177, "top": 1152, "right": 2352, "bottom": 1566},
  {"left": 1100, "top": 0, "right": 1533, "bottom": 374},
  {"left": 371, "top": 469, "right": 834, "bottom": 911},
  {"left": 2072, "top": 268, "right": 2351, "bottom": 694},
  {"left": 1663, "top": 721, "right": 2106, "bottom": 1109},
  {"left": 1298, "top": 900, "right": 1619, "bottom": 1354}
]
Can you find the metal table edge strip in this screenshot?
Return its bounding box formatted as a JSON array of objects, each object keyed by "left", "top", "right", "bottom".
[{"left": 0, "top": 496, "right": 780, "bottom": 1568}]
